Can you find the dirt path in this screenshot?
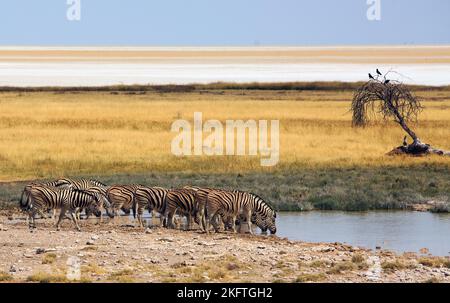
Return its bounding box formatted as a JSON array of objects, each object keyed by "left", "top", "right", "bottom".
[{"left": 0, "top": 211, "right": 449, "bottom": 283}]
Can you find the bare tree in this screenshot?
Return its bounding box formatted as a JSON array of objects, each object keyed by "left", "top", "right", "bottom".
[{"left": 351, "top": 70, "right": 449, "bottom": 156}]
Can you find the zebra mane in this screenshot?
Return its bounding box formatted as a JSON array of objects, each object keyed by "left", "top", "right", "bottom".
[{"left": 248, "top": 192, "right": 276, "bottom": 213}]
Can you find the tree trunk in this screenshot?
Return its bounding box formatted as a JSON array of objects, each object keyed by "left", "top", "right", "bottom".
[{"left": 390, "top": 102, "right": 419, "bottom": 143}]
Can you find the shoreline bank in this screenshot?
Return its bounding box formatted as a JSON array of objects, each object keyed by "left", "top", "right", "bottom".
[{"left": 0, "top": 213, "right": 449, "bottom": 283}]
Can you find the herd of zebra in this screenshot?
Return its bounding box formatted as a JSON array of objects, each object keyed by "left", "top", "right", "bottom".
[{"left": 19, "top": 178, "right": 277, "bottom": 235}]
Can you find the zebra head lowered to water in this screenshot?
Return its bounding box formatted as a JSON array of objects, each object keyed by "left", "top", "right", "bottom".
[{"left": 248, "top": 193, "right": 277, "bottom": 234}]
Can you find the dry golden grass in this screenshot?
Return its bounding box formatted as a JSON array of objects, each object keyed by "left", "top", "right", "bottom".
[
  {"left": 26, "top": 271, "right": 68, "bottom": 283},
  {"left": 0, "top": 89, "right": 449, "bottom": 181},
  {"left": 0, "top": 271, "right": 13, "bottom": 281},
  {"left": 41, "top": 253, "right": 57, "bottom": 264}
]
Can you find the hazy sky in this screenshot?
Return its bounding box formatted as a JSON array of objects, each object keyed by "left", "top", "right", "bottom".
[{"left": 0, "top": 0, "right": 449, "bottom": 46}]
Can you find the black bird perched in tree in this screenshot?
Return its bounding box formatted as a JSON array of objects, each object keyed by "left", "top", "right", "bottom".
[
  {"left": 368, "top": 73, "right": 374, "bottom": 80},
  {"left": 376, "top": 68, "right": 382, "bottom": 76},
  {"left": 403, "top": 136, "right": 408, "bottom": 147},
  {"left": 384, "top": 79, "right": 390, "bottom": 84}
]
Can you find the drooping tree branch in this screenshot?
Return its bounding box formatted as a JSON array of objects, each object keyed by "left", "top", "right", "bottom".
[{"left": 351, "top": 78, "right": 422, "bottom": 143}]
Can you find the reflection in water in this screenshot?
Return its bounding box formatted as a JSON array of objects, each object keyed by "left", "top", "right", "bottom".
[{"left": 276, "top": 211, "right": 450, "bottom": 256}]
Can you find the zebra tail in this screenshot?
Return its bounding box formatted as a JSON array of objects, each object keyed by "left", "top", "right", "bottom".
[
  {"left": 132, "top": 195, "right": 137, "bottom": 219},
  {"left": 19, "top": 190, "right": 30, "bottom": 210}
]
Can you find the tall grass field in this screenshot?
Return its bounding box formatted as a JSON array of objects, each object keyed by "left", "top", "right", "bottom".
[{"left": 1, "top": 84, "right": 449, "bottom": 210}]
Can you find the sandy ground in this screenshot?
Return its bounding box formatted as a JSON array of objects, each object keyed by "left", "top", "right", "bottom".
[
  {"left": 0, "top": 210, "right": 449, "bottom": 283},
  {"left": 1, "top": 46, "right": 449, "bottom": 64}
]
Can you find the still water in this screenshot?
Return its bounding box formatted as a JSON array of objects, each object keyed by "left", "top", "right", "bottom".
[{"left": 276, "top": 211, "right": 450, "bottom": 256}]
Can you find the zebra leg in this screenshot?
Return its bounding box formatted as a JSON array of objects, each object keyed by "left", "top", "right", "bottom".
[
  {"left": 76, "top": 209, "right": 81, "bottom": 221},
  {"left": 205, "top": 210, "right": 215, "bottom": 233},
  {"left": 137, "top": 204, "right": 144, "bottom": 228},
  {"left": 210, "top": 213, "right": 221, "bottom": 233},
  {"left": 167, "top": 212, "right": 175, "bottom": 229},
  {"left": 231, "top": 215, "right": 237, "bottom": 233},
  {"left": 246, "top": 211, "right": 253, "bottom": 235},
  {"left": 50, "top": 209, "right": 57, "bottom": 220},
  {"left": 198, "top": 210, "right": 207, "bottom": 232},
  {"left": 70, "top": 211, "right": 81, "bottom": 232},
  {"left": 28, "top": 210, "right": 36, "bottom": 230},
  {"left": 158, "top": 212, "right": 165, "bottom": 228},
  {"left": 199, "top": 209, "right": 207, "bottom": 233},
  {"left": 186, "top": 214, "right": 192, "bottom": 231},
  {"left": 56, "top": 208, "right": 66, "bottom": 231}
]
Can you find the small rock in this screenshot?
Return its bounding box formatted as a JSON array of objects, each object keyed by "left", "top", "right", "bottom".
[
  {"left": 9, "top": 265, "right": 17, "bottom": 273},
  {"left": 215, "top": 236, "right": 231, "bottom": 240},
  {"left": 36, "top": 248, "right": 46, "bottom": 254},
  {"left": 321, "top": 247, "right": 335, "bottom": 252},
  {"left": 157, "top": 237, "right": 174, "bottom": 242},
  {"left": 145, "top": 228, "right": 152, "bottom": 234},
  {"left": 91, "top": 235, "right": 99, "bottom": 240},
  {"left": 257, "top": 245, "right": 266, "bottom": 249},
  {"left": 86, "top": 240, "right": 95, "bottom": 245}
]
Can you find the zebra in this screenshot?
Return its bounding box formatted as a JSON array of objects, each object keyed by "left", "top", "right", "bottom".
[
  {"left": 22, "top": 185, "right": 103, "bottom": 231},
  {"left": 106, "top": 185, "right": 141, "bottom": 222},
  {"left": 134, "top": 186, "right": 169, "bottom": 228},
  {"left": 205, "top": 190, "right": 277, "bottom": 234},
  {"left": 163, "top": 188, "right": 200, "bottom": 230},
  {"left": 222, "top": 191, "right": 277, "bottom": 234},
  {"left": 20, "top": 180, "right": 72, "bottom": 220},
  {"left": 182, "top": 186, "right": 215, "bottom": 231},
  {"left": 54, "top": 178, "right": 109, "bottom": 220}
]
